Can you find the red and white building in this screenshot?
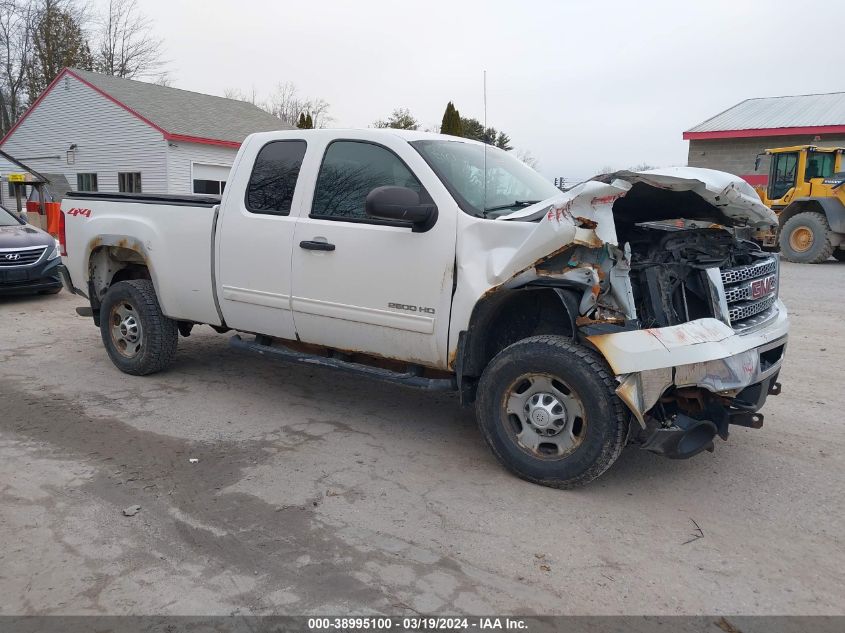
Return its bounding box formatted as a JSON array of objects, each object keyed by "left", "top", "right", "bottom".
[
  {"left": 684, "top": 91, "right": 845, "bottom": 186},
  {"left": 0, "top": 67, "right": 288, "bottom": 208}
]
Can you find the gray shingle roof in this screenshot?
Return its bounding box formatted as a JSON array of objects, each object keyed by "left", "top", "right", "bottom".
[
  {"left": 69, "top": 68, "right": 290, "bottom": 143},
  {"left": 686, "top": 91, "right": 845, "bottom": 133}
]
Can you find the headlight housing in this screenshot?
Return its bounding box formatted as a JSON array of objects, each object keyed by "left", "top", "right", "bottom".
[{"left": 47, "top": 239, "right": 61, "bottom": 260}]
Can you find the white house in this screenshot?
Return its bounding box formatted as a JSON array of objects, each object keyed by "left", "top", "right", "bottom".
[{"left": 0, "top": 68, "right": 290, "bottom": 207}]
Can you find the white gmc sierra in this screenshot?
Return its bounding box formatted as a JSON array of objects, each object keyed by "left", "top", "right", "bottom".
[{"left": 58, "top": 129, "right": 789, "bottom": 488}]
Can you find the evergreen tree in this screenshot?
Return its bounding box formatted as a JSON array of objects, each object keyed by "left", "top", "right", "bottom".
[
  {"left": 450, "top": 105, "right": 463, "bottom": 136},
  {"left": 304, "top": 112, "right": 314, "bottom": 129},
  {"left": 296, "top": 112, "right": 307, "bottom": 128},
  {"left": 440, "top": 102, "right": 453, "bottom": 134},
  {"left": 459, "top": 117, "right": 485, "bottom": 142},
  {"left": 495, "top": 131, "right": 512, "bottom": 151},
  {"left": 440, "top": 101, "right": 463, "bottom": 136}
]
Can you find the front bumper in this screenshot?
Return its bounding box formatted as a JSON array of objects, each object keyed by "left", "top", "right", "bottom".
[
  {"left": 0, "top": 256, "right": 62, "bottom": 294},
  {"left": 587, "top": 300, "right": 789, "bottom": 428}
]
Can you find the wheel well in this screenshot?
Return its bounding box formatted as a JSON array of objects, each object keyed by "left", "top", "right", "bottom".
[
  {"left": 459, "top": 287, "right": 576, "bottom": 384},
  {"left": 779, "top": 200, "right": 825, "bottom": 228},
  {"left": 88, "top": 245, "right": 151, "bottom": 311}
]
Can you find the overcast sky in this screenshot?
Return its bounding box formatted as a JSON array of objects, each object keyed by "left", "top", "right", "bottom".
[{"left": 128, "top": 0, "right": 841, "bottom": 182}]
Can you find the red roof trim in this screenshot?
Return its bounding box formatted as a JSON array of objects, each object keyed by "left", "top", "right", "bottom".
[
  {"left": 1, "top": 67, "right": 243, "bottom": 149},
  {"left": 739, "top": 174, "right": 768, "bottom": 186},
  {"left": 165, "top": 133, "right": 242, "bottom": 149},
  {"left": 684, "top": 125, "right": 845, "bottom": 140}
]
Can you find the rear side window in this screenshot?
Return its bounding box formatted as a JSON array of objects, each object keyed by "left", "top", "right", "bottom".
[
  {"left": 245, "top": 140, "right": 307, "bottom": 215},
  {"left": 311, "top": 141, "right": 423, "bottom": 221}
]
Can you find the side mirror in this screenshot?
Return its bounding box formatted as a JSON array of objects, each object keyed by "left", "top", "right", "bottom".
[{"left": 365, "top": 186, "right": 437, "bottom": 232}]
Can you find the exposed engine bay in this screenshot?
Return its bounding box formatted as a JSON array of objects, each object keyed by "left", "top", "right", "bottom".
[{"left": 624, "top": 224, "right": 768, "bottom": 329}]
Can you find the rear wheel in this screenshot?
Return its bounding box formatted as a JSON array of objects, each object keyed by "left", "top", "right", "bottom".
[
  {"left": 475, "top": 335, "right": 628, "bottom": 488},
  {"left": 779, "top": 212, "right": 835, "bottom": 263},
  {"left": 99, "top": 279, "right": 178, "bottom": 375}
]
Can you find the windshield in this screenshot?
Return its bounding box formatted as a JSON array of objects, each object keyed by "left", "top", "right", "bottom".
[
  {"left": 411, "top": 140, "right": 561, "bottom": 218},
  {"left": 0, "top": 204, "right": 23, "bottom": 227}
]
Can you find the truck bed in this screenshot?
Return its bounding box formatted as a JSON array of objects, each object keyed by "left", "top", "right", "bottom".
[{"left": 62, "top": 192, "right": 223, "bottom": 326}]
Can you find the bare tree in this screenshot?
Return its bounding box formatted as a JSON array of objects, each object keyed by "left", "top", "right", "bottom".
[
  {"left": 628, "top": 162, "right": 656, "bottom": 172},
  {"left": 223, "top": 86, "right": 259, "bottom": 105},
  {"left": 261, "top": 81, "right": 332, "bottom": 128},
  {"left": 0, "top": 0, "right": 34, "bottom": 135},
  {"left": 516, "top": 148, "right": 539, "bottom": 170},
  {"left": 263, "top": 82, "right": 305, "bottom": 126},
  {"left": 94, "top": 0, "right": 166, "bottom": 80},
  {"left": 307, "top": 97, "right": 331, "bottom": 129}
]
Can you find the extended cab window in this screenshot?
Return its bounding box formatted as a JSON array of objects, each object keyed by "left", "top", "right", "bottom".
[
  {"left": 311, "top": 141, "right": 423, "bottom": 221},
  {"left": 246, "top": 140, "right": 307, "bottom": 215}
]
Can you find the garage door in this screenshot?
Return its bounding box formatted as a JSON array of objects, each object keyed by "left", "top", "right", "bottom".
[{"left": 193, "top": 163, "right": 231, "bottom": 195}]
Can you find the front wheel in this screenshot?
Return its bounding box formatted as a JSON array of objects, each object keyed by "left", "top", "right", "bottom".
[
  {"left": 99, "top": 279, "right": 178, "bottom": 375},
  {"left": 475, "top": 335, "right": 629, "bottom": 488}
]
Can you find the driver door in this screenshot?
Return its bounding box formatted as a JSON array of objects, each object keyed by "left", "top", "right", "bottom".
[{"left": 290, "top": 137, "right": 456, "bottom": 368}]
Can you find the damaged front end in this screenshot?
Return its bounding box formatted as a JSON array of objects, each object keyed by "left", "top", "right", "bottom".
[{"left": 498, "top": 167, "right": 788, "bottom": 459}]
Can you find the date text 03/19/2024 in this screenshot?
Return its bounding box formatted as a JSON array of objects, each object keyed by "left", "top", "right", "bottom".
[{"left": 307, "top": 617, "right": 529, "bottom": 630}]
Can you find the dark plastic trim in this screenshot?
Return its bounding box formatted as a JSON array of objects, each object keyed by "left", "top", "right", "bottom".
[
  {"left": 230, "top": 334, "right": 456, "bottom": 391},
  {"left": 64, "top": 191, "right": 221, "bottom": 207}
]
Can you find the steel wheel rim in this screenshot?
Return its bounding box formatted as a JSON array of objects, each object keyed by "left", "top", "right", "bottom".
[
  {"left": 503, "top": 373, "right": 587, "bottom": 459},
  {"left": 110, "top": 301, "right": 143, "bottom": 358},
  {"left": 789, "top": 226, "right": 813, "bottom": 252}
]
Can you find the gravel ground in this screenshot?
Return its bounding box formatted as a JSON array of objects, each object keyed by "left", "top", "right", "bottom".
[{"left": 0, "top": 260, "right": 843, "bottom": 616}]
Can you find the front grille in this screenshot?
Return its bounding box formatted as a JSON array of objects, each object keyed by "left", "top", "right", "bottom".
[
  {"left": 720, "top": 256, "right": 779, "bottom": 332},
  {"left": 0, "top": 246, "right": 46, "bottom": 267}
]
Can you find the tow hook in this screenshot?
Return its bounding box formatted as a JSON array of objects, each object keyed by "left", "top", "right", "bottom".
[
  {"left": 729, "top": 412, "right": 764, "bottom": 429},
  {"left": 768, "top": 382, "right": 782, "bottom": 396}
]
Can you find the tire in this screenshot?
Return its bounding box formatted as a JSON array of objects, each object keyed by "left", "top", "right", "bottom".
[
  {"left": 779, "top": 212, "right": 835, "bottom": 263},
  {"left": 99, "top": 279, "right": 178, "bottom": 375},
  {"left": 834, "top": 250, "right": 845, "bottom": 262},
  {"left": 475, "top": 335, "right": 629, "bottom": 489}
]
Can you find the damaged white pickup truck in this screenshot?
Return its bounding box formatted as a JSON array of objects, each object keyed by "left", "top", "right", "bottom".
[{"left": 58, "top": 129, "right": 788, "bottom": 488}]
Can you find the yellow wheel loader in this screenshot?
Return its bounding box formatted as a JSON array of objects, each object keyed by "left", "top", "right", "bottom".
[{"left": 754, "top": 145, "right": 845, "bottom": 263}]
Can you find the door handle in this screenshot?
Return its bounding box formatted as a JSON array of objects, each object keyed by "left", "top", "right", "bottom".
[{"left": 299, "top": 240, "right": 335, "bottom": 251}]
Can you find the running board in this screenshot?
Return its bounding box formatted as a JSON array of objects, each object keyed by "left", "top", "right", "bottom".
[{"left": 229, "top": 335, "right": 457, "bottom": 391}]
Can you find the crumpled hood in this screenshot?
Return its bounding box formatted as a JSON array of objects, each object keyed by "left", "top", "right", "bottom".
[
  {"left": 502, "top": 166, "right": 776, "bottom": 229},
  {"left": 610, "top": 166, "right": 776, "bottom": 227},
  {"left": 477, "top": 167, "right": 777, "bottom": 287}
]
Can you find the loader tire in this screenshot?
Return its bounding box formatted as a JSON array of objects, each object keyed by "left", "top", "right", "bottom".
[{"left": 780, "top": 212, "right": 835, "bottom": 264}]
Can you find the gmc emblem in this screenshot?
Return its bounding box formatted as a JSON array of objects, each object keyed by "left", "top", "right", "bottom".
[{"left": 750, "top": 275, "right": 776, "bottom": 299}]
